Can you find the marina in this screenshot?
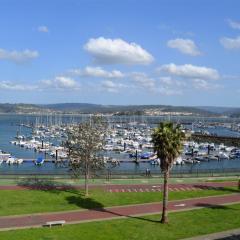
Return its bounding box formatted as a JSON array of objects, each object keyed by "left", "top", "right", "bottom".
[{"left": 1, "top": 114, "right": 240, "bottom": 176}]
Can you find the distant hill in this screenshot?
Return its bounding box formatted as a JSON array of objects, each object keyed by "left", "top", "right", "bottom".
[
  {"left": 224, "top": 109, "right": 240, "bottom": 118},
  {"left": 0, "top": 102, "right": 234, "bottom": 117},
  {"left": 196, "top": 106, "right": 239, "bottom": 114},
  {"left": 0, "top": 103, "right": 45, "bottom": 114},
  {"left": 43, "top": 103, "right": 103, "bottom": 112},
  {"left": 40, "top": 103, "right": 220, "bottom": 116},
  {"left": 197, "top": 106, "right": 240, "bottom": 117}
]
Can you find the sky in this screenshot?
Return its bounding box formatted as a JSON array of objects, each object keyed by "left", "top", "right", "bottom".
[{"left": 0, "top": 0, "right": 240, "bottom": 107}]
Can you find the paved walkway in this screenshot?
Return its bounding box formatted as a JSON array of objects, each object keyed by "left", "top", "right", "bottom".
[
  {"left": 0, "top": 193, "right": 240, "bottom": 231},
  {"left": 0, "top": 181, "right": 237, "bottom": 192},
  {"left": 182, "top": 228, "right": 240, "bottom": 240}
]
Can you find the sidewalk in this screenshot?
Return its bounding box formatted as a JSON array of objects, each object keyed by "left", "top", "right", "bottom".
[
  {"left": 0, "top": 193, "right": 240, "bottom": 231},
  {"left": 182, "top": 227, "right": 240, "bottom": 240}
]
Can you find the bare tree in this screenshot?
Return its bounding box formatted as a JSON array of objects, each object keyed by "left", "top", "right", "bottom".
[{"left": 66, "top": 117, "right": 106, "bottom": 196}]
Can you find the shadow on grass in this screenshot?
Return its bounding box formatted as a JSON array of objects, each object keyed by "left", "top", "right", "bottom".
[
  {"left": 216, "top": 234, "right": 240, "bottom": 240},
  {"left": 17, "top": 178, "right": 81, "bottom": 195},
  {"left": 193, "top": 185, "right": 240, "bottom": 193},
  {"left": 194, "top": 203, "right": 234, "bottom": 210},
  {"left": 66, "top": 195, "right": 105, "bottom": 209}
]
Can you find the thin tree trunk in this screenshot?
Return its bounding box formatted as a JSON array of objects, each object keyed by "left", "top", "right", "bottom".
[
  {"left": 85, "top": 162, "right": 89, "bottom": 197},
  {"left": 161, "top": 170, "right": 169, "bottom": 224}
]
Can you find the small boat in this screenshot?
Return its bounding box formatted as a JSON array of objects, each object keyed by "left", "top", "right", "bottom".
[
  {"left": 150, "top": 158, "right": 160, "bottom": 165},
  {"left": 15, "top": 158, "right": 23, "bottom": 164},
  {"left": 140, "top": 152, "right": 154, "bottom": 159},
  {"left": 175, "top": 156, "right": 184, "bottom": 165},
  {"left": 6, "top": 157, "right": 15, "bottom": 165},
  {"left": 184, "top": 158, "right": 201, "bottom": 164},
  {"left": 195, "top": 156, "right": 209, "bottom": 162},
  {"left": 35, "top": 157, "right": 45, "bottom": 165},
  {"left": 217, "top": 152, "right": 229, "bottom": 160},
  {"left": 207, "top": 155, "right": 219, "bottom": 161},
  {"left": 0, "top": 152, "right": 11, "bottom": 161}
]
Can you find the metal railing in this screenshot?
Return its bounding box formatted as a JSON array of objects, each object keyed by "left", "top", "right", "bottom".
[{"left": 0, "top": 167, "right": 239, "bottom": 180}]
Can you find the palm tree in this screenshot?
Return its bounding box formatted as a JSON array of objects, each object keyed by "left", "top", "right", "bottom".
[{"left": 151, "top": 122, "right": 185, "bottom": 224}]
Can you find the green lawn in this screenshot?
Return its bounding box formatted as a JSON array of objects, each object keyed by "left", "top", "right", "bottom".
[
  {"left": 1, "top": 203, "right": 240, "bottom": 240},
  {"left": 0, "top": 176, "right": 238, "bottom": 186},
  {"left": 0, "top": 186, "right": 238, "bottom": 216}
]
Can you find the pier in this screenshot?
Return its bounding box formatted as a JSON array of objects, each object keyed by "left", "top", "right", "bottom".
[{"left": 191, "top": 133, "right": 240, "bottom": 147}]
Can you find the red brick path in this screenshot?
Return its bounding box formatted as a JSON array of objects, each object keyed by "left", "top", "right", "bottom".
[{"left": 0, "top": 193, "right": 239, "bottom": 230}]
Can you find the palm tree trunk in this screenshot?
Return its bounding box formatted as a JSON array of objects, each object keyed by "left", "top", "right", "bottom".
[{"left": 161, "top": 170, "right": 169, "bottom": 224}]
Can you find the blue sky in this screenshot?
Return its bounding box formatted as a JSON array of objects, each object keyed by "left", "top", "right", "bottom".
[{"left": 0, "top": 0, "right": 240, "bottom": 107}]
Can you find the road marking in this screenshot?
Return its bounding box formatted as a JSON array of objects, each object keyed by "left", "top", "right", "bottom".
[
  {"left": 176, "top": 180, "right": 183, "bottom": 182},
  {"left": 174, "top": 203, "right": 186, "bottom": 207}
]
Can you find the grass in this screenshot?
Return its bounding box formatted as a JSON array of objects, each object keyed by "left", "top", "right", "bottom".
[
  {"left": 1, "top": 203, "right": 240, "bottom": 239},
  {"left": 0, "top": 175, "right": 238, "bottom": 186},
  {"left": 0, "top": 186, "right": 238, "bottom": 216},
  {"left": 205, "top": 178, "right": 239, "bottom": 183}
]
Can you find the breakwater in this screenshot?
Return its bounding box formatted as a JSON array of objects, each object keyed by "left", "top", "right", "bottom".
[{"left": 191, "top": 133, "right": 240, "bottom": 147}]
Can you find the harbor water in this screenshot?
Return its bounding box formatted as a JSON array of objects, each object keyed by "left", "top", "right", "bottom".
[{"left": 1, "top": 114, "right": 240, "bottom": 176}]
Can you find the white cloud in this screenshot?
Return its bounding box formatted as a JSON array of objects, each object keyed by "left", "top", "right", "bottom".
[
  {"left": 84, "top": 37, "right": 154, "bottom": 65},
  {"left": 156, "top": 86, "right": 183, "bottom": 95},
  {"left": 0, "top": 81, "right": 38, "bottom": 91},
  {"left": 130, "top": 72, "right": 184, "bottom": 95},
  {"left": 167, "top": 38, "right": 201, "bottom": 56},
  {"left": 38, "top": 26, "right": 49, "bottom": 33},
  {"left": 226, "top": 19, "right": 240, "bottom": 30},
  {"left": 220, "top": 36, "right": 240, "bottom": 49},
  {"left": 69, "top": 66, "right": 124, "bottom": 78},
  {"left": 159, "top": 76, "right": 186, "bottom": 87},
  {"left": 159, "top": 76, "right": 173, "bottom": 85},
  {"left": 158, "top": 63, "right": 219, "bottom": 80},
  {"left": 55, "top": 76, "right": 77, "bottom": 88},
  {"left": 131, "top": 72, "right": 156, "bottom": 90},
  {"left": 101, "top": 80, "right": 125, "bottom": 93},
  {"left": 0, "top": 49, "right": 39, "bottom": 63},
  {"left": 42, "top": 76, "right": 79, "bottom": 90},
  {"left": 192, "top": 79, "right": 222, "bottom": 90}
]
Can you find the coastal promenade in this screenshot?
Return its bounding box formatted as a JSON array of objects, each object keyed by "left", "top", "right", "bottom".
[{"left": 0, "top": 194, "right": 239, "bottom": 230}]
